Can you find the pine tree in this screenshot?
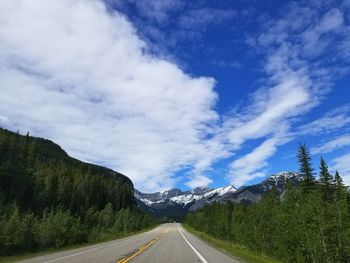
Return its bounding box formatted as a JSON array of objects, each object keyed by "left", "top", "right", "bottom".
[
  {"left": 319, "top": 157, "right": 333, "bottom": 201},
  {"left": 333, "top": 171, "right": 344, "bottom": 192},
  {"left": 297, "top": 143, "right": 315, "bottom": 192}
]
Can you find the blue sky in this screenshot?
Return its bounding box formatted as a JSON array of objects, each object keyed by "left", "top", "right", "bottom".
[{"left": 0, "top": 0, "right": 350, "bottom": 192}]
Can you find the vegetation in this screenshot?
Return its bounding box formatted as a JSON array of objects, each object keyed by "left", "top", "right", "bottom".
[
  {"left": 0, "top": 128, "right": 157, "bottom": 256},
  {"left": 186, "top": 143, "right": 350, "bottom": 262}
]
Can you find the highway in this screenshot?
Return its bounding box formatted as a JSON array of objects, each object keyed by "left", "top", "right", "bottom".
[{"left": 19, "top": 223, "right": 240, "bottom": 263}]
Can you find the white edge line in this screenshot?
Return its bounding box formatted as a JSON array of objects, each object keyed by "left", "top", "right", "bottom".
[
  {"left": 177, "top": 223, "right": 208, "bottom": 263},
  {"left": 42, "top": 242, "right": 122, "bottom": 263}
]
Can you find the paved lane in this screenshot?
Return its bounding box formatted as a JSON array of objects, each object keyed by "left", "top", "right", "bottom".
[
  {"left": 131, "top": 224, "right": 200, "bottom": 263},
  {"left": 18, "top": 225, "right": 166, "bottom": 263},
  {"left": 132, "top": 224, "right": 239, "bottom": 263},
  {"left": 18, "top": 223, "right": 240, "bottom": 263}
]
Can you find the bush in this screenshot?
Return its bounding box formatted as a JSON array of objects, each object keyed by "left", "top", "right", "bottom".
[
  {"left": 0, "top": 208, "right": 38, "bottom": 255},
  {"left": 37, "top": 208, "right": 87, "bottom": 249}
]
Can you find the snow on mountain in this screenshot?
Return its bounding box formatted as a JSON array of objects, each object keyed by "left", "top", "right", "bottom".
[
  {"left": 169, "top": 194, "right": 197, "bottom": 205},
  {"left": 136, "top": 184, "right": 237, "bottom": 207},
  {"left": 168, "top": 185, "right": 237, "bottom": 205},
  {"left": 204, "top": 185, "right": 237, "bottom": 198},
  {"left": 135, "top": 171, "right": 302, "bottom": 219},
  {"left": 159, "top": 188, "right": 183, "bottom": 198},
  {"left": 269, "top": 171, "right": 298, "bottom": 182}
]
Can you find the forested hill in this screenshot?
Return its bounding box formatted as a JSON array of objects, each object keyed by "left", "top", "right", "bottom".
[
  {"left": 0, "top": 127, "right": 134, "bottom": 212},
  {"left": 0, "top": 128, "right": 157, "bottom": 256}
]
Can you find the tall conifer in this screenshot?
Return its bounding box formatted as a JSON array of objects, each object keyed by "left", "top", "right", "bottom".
[
  {"left": 319, "top": 157, "right": 333, "bottom": 200},
  {"left": 297, "top": 143, "right": 315, "bottom": 192}
]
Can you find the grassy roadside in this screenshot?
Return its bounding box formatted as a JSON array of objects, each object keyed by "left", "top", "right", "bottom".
[
  {"left": 0, "top": 225, "right": 159, "bottom": 263},
  {"left": 182, "top": 224, "right": 281, "bottom": 263}
]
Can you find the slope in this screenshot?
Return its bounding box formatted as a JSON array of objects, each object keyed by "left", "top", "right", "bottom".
[{"left": 0, "top": 128, "right": 156, "bottom": 256}]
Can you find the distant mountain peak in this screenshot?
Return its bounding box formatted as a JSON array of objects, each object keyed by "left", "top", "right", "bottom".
[
  {"left": 135, "top": 171, "right": 302, "bottom": 220},
  {"left": 267, "top": 171, "right": 300, "bottom": 183},
  {"left": 190, "top": 186, "right": 212, "bottom": 195},
  {"left": 159, "top": 188, "right": 183, "bottom": 198},
  {"left": 274, "top": 171, "right": 298, "bottom": 177}
]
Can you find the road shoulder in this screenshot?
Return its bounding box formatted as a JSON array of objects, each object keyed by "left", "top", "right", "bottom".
[{"left": 182, "top": 224, "right": 281, "bottom": 263}]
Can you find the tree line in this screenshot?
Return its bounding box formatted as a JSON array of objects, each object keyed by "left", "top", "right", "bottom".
[
  {"left": 186, "top": 144, "right": 350, "bottom": 262},
  {"left": 0, "top": 128, "right": 157, "bottom": 255}
]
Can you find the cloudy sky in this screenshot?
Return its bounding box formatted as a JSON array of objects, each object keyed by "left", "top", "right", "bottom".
[{"left": 1, "top": 0, "right": 350, "bottom": 192}]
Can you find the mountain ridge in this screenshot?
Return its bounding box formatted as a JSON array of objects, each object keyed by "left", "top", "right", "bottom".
[
  {"left": 0, "top": 127, "right": 135, "bottom": 211},
  {"left": 135, "top": 171, "right": 302, "bottom": 219}
]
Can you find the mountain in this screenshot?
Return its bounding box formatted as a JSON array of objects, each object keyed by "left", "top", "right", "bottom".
[
  {"left": 223, "top": 171, "right": 302, "bottom": 204},
  {"left": 0, "top": 128, "right": 158, "bottom": 256},
  {"left": 135, "top": 172, "right": 302, "bottom": 220},
  {"left": 135, "top": 185, "right": 236, "bottom": 221},
  {"left": 0, "top": 127, "right": 135, "bottom": 213}
]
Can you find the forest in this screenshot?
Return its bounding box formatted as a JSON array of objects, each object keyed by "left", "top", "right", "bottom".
[
  {"left": 0, "top": 128, "right": 157, "bottom": 255},
  {"left": 186, "top": 144, "right": 350, "bottom": 262}
]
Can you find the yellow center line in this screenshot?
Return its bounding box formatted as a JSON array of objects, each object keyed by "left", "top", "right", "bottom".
[{"left": 116, "top": 229, "right": 168, "bottom": 263}]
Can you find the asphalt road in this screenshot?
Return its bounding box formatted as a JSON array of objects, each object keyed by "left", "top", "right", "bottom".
[{"left": 19, "top": 223, "right": 240, "bottom": 263}]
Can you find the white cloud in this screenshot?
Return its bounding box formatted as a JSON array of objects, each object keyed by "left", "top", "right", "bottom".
[
  {"left": 0, "top": 0, "right": 349, "bottom": 192},
  {"left": 312, "top": 134, "right": 350, "bottom": 154},
  {"left": 222, "top": 71, "right": 312, "bottom": 186},
  {"left": 228, "top": 137, "right": 286, "bottom": 186},
  {"left": 0, "top": 0, "right": 226, "bottom": 192},
  {"left": 226, "top": 2, "right": 350, "bottom": 186},
  {"left": 299, "top": 105, "right": 350, "bottom": 135},
  {"left": 186, "top": 175, "right": 213, "bottom": 188},
  {"left": 225, "top": 75, "right": 310, "bottom": 148},
  {"left": 302, "top": 8, "right": 344, "bottom": 57},
  {"left": 331, "top": 153, "right": 350, "bottom": 186}
]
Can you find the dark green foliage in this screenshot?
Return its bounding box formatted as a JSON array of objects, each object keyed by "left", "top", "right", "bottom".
[
  {"left": 186, "top": 147, "right": 350, "bottom": 262},
  {"left": 0, "top": 128, "right": 135, "bottom": 213},
  {"left": 37, "top": 207, "right": 86, "bottom": 249},
  {"left": 297, "top": 143, "right": 316, "bottom": 192},
  {"left": 319, "top": 157, "right": 333, "bottom": 201},
  {"left": 0, "top": 128, "right": 157, "bottom": 255}
]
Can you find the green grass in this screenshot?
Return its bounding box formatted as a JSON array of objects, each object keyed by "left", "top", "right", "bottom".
[
  {"left": 183, "top": 224, "right": 281, "bottom": 263},
  {"left": 0, "top": 225, "right": 158, "bottom": 263}
]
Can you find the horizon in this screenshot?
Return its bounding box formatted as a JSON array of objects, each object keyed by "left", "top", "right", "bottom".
[
  {"left": 135, "top": 171, "right": 299, "bottom": 194},
  {"left": 1, "top": 126, "right": 302, "bottom": 193},
  {"left": 1, "top": 0, "right": 350, "bottom": 192},
  {"left": 139, "top": 171, "right": 300, "bottom": 194}
]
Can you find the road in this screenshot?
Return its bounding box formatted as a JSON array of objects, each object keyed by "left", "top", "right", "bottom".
[{"left": 19, "top": 223, "right": 240, "bottom": 263}]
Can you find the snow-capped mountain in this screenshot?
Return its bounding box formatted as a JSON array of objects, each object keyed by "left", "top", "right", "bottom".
[
  {"left": 135, "top": 172, "right": 302, "bottom": 219},
  {"left": 223, "top": 171, "right": 301, "bottom": 204},
  {"left": 135, "top": 185, "right": 236, "bottom": 207}
]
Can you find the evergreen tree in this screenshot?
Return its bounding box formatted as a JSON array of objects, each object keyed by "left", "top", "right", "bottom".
[
  {"left": 319, "top": 157, "right": 333, "bottom": 201},
  {"left": 333, "top": 171, "right": 344, "bottom": 193},
  {"left": 297, "top": 143, "right": 316, "bottom": 192}
]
